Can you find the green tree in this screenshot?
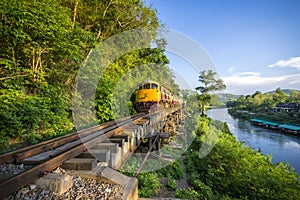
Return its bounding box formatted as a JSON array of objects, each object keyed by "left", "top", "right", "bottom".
[
  {"left": 0, "top": 0, "right": 86, "bottom": 91},
  {"left": 288, "top": 90, "right": 300, "bottom": 103},
  {"left": 196, "top": 70, "right": 226, "bottom": 116},
  {"left": 0, "top": 0, "right": 167, "bottom": 149},
  {"left": 272, "top": 87, "right": 287, "bottom": 103},
  {"left": 0, "top": 0, "right": 85, "bottom": 148},
  {"left": 60, "top": 0, "right": 159, "bottom": 43},
  {"left": 65, "top": 0, "right": 169, "bottom": 123}
]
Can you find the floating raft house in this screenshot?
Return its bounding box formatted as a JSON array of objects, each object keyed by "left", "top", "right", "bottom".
[
  {"left": 250, "top": 118, "right": 300, "bottom": 135},
  {"left": 250, "top": 118, "right": 264, "bottom": 124},
  {"left": 278, "top": 124, "right": 300, "bottom": 134},
  {"left": 250, "top": 119, "right": 280, "bottom": 127}
]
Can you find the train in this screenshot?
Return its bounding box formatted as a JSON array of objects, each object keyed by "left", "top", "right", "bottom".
[{"left": 135, "top": 80, "right": 181, "bottom": 112}]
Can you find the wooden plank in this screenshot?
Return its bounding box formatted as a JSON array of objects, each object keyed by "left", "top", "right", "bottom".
[
  {"left": 21, "top": 120, "right": 129, "bottom": 164},
  {"left": 105, "top": 139, "right": 125, "bottom": 147},
  {"left": 22, "top": 140, "right": 85, "bottom": 164},
  {"left": 0, "top": 113, "right": 144, "bottom": 164},
  {"left": 0, "top": 118, "right": 136, "bottom": 198},
  {"left": 93, "top": 143, "right": 119, "bottom": 153},
  {"left": 62, "top": 158, "right": 97, "bottom": 170},
  {"left": 76, "top": 150, "right": 110, "bottom": 162},
  {"left": 22, "top": 150, "right": 60, "bottom": 164},
  {"left": 3, "top": 120, "right": 116, "bottom": 164},
  {"left": 159, "top": 133, "right": 170, "bottom": 139},
  {"left": 110, "top": 135, "right": 130, "bottom": 142},
  {"left": 0, "top": 113, "right": 147, "bottom": 198}
]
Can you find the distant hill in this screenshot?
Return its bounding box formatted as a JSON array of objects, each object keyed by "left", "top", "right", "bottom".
[
  {"left": 265, "top": 89, "right": 300, "bottom": 95},
  {"left": 211, "top": 93, "right": 241, "bottom": 104},
  {"left": 210, "top": 89, "right": 299, "bottom": 105}
]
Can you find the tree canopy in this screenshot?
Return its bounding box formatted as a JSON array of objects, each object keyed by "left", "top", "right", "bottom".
[
  {"left": 196, "top": 70, "right": 226, "bottom": 116},
  {"left": 228, "top": 88, "right": 300, "bottom": 125},
  {"left": 0, "top": 0, "right": 177, "bottom": 150}
]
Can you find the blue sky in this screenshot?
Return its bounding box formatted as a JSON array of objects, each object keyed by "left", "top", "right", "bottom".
[{"left": 145, "top": 0, "right": 300, "bottom": 95}]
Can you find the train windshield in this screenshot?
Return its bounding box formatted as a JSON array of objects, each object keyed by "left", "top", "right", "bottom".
[
  {"left": 143, "top": 83, "right": 151, "bottom": 89},
  {"left": 152, "top": 83, "right": 158, "bottom": 89}
]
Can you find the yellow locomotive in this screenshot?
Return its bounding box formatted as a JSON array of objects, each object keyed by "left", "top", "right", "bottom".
[{"left": 135, "top": 80, "right": 181, "bottom": 112}]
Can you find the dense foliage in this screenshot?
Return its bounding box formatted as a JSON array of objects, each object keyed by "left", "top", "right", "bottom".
[
  {"left": 227, "top": 88, "right": 300, "bottom": 124},
  {"left": 121, "top": 105, "right": 300, "bottom": 199},
  {"left": 0, "top": 0, "right": 177, "bottom": 151},
  {"left": 180, "top": 116, "right": 300, "bottom": 199},
  {"left": 120, "top": 157, "right": 184, "bottom": 198},
  {"left": 0, "top": 87, "right": 73, "bottom": 147}
]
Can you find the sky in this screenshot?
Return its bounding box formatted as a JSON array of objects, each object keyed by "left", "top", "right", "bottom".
[{"left": 145, "top": 0, "right": 300, "bottom": 95}]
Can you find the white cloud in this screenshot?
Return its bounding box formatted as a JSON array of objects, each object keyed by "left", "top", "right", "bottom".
[
  {"left": 222, "top": 71, "right": 300, "bottom": 94},
  {"left": 228, "top": 67, "right": 235, "bottom": 74},
  {"left": 289, "top": 80, "right": 300, "bottom": 85},
  {"left": 239, "top": 72, "right": 261, "bottom": 76},
  {"left": 268, "top": 57, "right": 300, "bottom": 70}
]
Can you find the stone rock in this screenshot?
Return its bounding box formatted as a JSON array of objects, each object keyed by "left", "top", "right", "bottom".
[{"left": 36, "top": 173, "right": 73, "bottom": 195}]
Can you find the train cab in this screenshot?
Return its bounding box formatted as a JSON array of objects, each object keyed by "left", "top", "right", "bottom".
[{"left": 135, "top": 81, "right": 161, "bottom": 112}]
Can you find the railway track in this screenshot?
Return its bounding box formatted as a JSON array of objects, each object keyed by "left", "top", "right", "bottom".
[{"left": 0, "top": 112, "right": 149, "bottom": 198}]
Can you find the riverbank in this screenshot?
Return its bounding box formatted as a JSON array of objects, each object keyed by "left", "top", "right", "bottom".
[
  {"left": 121, "top": 111, "right": 300, "bottom": 199},
  {"left": 183, "top": 115, "right": 300, "bottom": 199},
  {"left": 208, "top": 108, "right": 300, "bottom": 175},
  {"left": 228, "top": 108, "right": 300, "bottom": 126}
]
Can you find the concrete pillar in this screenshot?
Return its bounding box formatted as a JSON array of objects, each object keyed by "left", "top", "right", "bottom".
[
  {"left": 110, "top": 135, "right": 131, "bottom": 159},
  {"left": 93, "top": 143, "right": 121, "bottom": 169},
  {"left": 123, "top": 130, "right": 136, "bottom": 152}
]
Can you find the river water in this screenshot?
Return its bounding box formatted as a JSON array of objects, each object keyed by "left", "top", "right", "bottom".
[{"left": 207, "top": 108, "right": 300, "bottom": 174}]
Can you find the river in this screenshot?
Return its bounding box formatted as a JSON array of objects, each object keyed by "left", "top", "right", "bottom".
[{"left": 207, "top": 108, "right": 300, "bottom": 174}]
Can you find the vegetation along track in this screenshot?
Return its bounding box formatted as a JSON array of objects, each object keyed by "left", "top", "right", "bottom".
[{"left": 0, "top": 112, "right": 147, "bottom": 198}]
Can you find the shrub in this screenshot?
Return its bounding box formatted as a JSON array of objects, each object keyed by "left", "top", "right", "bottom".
[
  {"left": 166, "top": 177, "right": 177, "bottom": 191},
  {"left": 138, "top": 173, "right": 161, "bottom": 197},
  {"left": 184, "top": 117, "right": 300, "bottom": 199},
  {"left": 157, "top": 159, "right": 184, "bottom": 180},
  {"left": 175, "top": 188, "right": 201, "bottom": 200},
  {"left": 0, "top": 88, "right": 73, "bottom": 150}
]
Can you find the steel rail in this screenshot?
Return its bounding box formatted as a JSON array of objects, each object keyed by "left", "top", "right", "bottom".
[
  {"left": 133, "top": 107, "right": 182, "bottom": 177},
  {"left": 0, "top": 113, "right": 147, "bottom": 199},
  {"left": 0, "top": 113, "right": 144, "bottom": 164},
  {"left": 134, "top": 132, "right": 161, "bottom": 178}
]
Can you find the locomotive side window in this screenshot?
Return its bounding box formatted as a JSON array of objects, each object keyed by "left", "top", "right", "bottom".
[
  {"left": 152, "top": 83, "right": 158, "bottom": 89},
  {"left": 139, "top": 85, "right": 143, "bottom": 90},
  {"left": 144, "top": 83, "right": 151, "bottom": 89}
]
